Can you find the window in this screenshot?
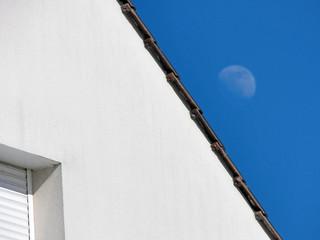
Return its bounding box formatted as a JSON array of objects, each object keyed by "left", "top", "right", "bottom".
[
  {"left": 0, "top": 144, "right": 64, "bottom": 240},
  {"left": 0, "top": 162, "right": 34, "bottom": 240}
]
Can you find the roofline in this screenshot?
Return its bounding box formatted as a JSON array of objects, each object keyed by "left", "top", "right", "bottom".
[{"left": 117, "top": 1, "right": 282, "bottom": 239}]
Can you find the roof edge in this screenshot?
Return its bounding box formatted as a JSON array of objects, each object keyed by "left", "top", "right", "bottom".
[{"left": 117, "top": 1, "right": 282, "bottom": 239}]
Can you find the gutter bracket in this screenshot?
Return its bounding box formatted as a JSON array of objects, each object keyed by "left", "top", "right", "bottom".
[
  {"left": 255, "top": 211, "right": 282, "bottom": 240},
  {"left": 233, "top": 176, "right": 268, "bottom": 217},
  {"left": 190, "top": 108, "right": 224, "bottom": 149},
  {"left": 166, "top": 73, "right": 202, "bottom": 113},
  {"left": 211, "top": 142, "right": 244, "bottom": 180},
  {"left": 144, "top": 38, "right": 180, "bottom": 79}
]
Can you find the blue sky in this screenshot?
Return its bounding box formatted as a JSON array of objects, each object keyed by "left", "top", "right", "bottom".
[{"left": 132, "top": 0, "right": 320, "bottom": 239}]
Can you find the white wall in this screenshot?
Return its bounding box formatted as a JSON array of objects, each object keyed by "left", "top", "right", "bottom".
[{"left": 0, "top": 0, "right": 269, "bottom": 239}]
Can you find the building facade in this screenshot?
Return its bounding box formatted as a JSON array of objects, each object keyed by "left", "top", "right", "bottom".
[{"left": 0, "top": 0, "right": 280, "bottom": 239}]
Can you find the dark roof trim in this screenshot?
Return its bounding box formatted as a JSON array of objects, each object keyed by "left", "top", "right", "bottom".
[
  {"left": 121, "top": 3, "right": 180, "bottom": 79},
  {"left": 118, "top": 0, "right": 135, "bottom": 10},
  {"left": 211, "top": 142, "right": 244, "bottom": 180},
  {"left": 212, "top": 142, "right": 268, "bottom": 216},
  {"left": 121, "top": 4, "right": 152, "bottom": 40},
  {"left": 256, "top": 211, "right": 282, "bottom": 240},
  {"left": 190, "top": 108, "right": 224, "bottom": 149},
  {"left": 117, "top": 1, "right": 282, "bottom": 239},
  {"left": 144, "top": 38, "right": 180, "bottom": 79},
  {"left": 234, "top": 176, "right": 267, "bottom": 216},
  {"left": 166, "top": 73, "right": 202, "bottom": 113}
]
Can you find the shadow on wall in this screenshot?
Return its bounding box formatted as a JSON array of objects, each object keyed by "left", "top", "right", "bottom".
[
  {"left": 33, "top": 164, "right": 60, "bottom": 192},
  {"left": 0, "top": 143, "right": 58, "bottom": 169},
  {"left": 33, "top": 164, "right": 66, "bottom": 240}
]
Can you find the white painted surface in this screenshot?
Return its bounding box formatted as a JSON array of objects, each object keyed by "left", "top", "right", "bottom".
[{"left": 0, "top": 0, "right": 269, "bottom": 239}]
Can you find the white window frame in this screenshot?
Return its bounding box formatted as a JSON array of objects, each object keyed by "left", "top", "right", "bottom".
[{"left": 27, "top": 169, "right": 35, "bottom": 240}]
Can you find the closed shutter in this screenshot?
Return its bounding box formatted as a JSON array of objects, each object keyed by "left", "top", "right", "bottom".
[{"left": 0, "top": 162, "right": 30, "bottom": 240}]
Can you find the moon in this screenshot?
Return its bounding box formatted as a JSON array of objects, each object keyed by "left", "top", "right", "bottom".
[{"left": 218, "top": 65, "right": 256, "bottom": 99}]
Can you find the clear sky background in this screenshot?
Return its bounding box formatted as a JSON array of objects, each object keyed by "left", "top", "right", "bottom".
[{"left": 131, "top": 0, "right": 320, "bottom": 239}]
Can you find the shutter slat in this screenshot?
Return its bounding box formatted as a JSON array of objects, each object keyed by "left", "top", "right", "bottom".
[
  {"left": 0, "top": 163, "right": 29, "bottom": 240},
  {"left": 0, "top": 188, "right": 28, "bottom": 203},
  {"left": 0, "top": 213, "right": 29, "bottom": 227},
  {"left": 0, "top": 226, "right": 29, "bottom": 240},
  {"left": 0, "top": 205, "right": 29, "bottom": 219},
  {"left": 0, "top": 183, "right": 26, "bottom": 195},
  {"left": 0, "top": 174, "right": 27, "bottom": 187},
  {"left": 0, "top": 196, "right": 28, "bottom": 212},
  {"left": 0, "top": 164, "right": 26, "bottom": 179},
  {"left": 0, "top": 220, "right": 29, "bottom": 235}
]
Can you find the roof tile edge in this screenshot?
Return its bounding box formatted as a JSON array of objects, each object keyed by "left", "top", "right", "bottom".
[{"left": 117, "top": 1, "right": 282, "bottom": 239}]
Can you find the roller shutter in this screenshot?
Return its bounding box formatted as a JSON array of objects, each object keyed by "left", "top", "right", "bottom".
[{"left": 0, "top": 162, "right": 30, "bottom": 240}]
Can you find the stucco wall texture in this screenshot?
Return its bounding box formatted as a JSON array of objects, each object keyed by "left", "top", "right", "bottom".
[{"left": 0, "top": 1, "right": 269, "bottom": 239}]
